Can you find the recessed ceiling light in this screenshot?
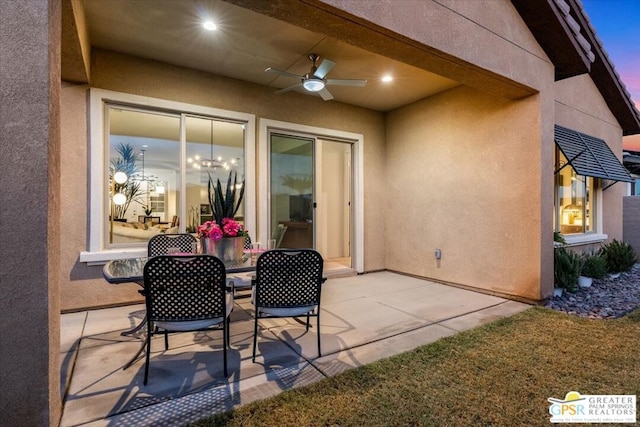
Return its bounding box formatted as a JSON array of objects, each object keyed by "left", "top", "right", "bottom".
[
  {"left": 382, "top": 75, "right": 393, "bottom": 83},
  {"left": 203, "top": 20, "right": 217, "bottom": 31}
]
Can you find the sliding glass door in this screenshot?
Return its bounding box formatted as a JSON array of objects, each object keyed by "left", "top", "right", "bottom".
[
  {"left": 269, "top": 132, "right": 352, "bottom": 268},
  {"left": 270, "top": 134, "right": 314, "bottom": 249}
]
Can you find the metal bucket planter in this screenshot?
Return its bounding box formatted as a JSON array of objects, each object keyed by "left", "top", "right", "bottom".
[{"left": 202, "top": 236, "right": 245, "bottom": 262}]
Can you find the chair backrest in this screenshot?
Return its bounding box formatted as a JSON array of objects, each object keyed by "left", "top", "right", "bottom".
[
  {"left": 254, "top": 249, "right": 324, "bottom": 308},
  {"left": 243, "top": 234, "right": 252, "bottom": 250},
  {"left": 148, "top": 233, "right": 197, "bottom": 256},
  {"left": 170, "top": 215, "right": 179, "bottom": 227},
  {"left": 143, "top": 255, "right": 227, "bottom": 322}
]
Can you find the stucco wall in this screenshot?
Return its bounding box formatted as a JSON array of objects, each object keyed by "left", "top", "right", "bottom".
[
  {"left": 623, "top": 196, "right": 640, "bottom": 255},
  {"left": 60, "top": 50, "right": 386, "bottom": 310},
  {"left": 385, "top": 85, "right": 546, "bottom": 301},
  {"left": 0, "top": 0, "right": 61, "bottom": 425},
  {"left": 316, "top": 0, "right": 546, "bottom": 99},
  {"left": 555, "top": 74, "right": 626, "bottom": 243}
]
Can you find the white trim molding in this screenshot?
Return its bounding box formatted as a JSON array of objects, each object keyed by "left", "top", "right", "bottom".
[{"left": 80, "top": 88, "right": 256, "bottom": 263}]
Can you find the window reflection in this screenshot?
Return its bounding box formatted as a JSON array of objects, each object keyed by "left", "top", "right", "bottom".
[{"left": 185, "top": 116, "right": 245, "bottom": 231}]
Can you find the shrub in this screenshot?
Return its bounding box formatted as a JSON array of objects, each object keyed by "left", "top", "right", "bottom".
[
  {"left": 599, "top": 239, "right": 638, "bottom": 273},
  {"left": 580, "top": 253, "right": 608, "bottom": 279},
  {"left": 554, "top": 247, "right": 580, "bottom": 292}
]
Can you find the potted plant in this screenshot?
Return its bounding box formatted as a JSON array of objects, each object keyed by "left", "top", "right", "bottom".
[
  {"left": 199, "top": 170, "right": 248, "bottom": 261},
  {"left": 578, "top": 253, "right": 607, "bottom": 288},
  {"left": 554, "top": 246, "right": 580, "bottom": 295},
  {"left": 598, "top": 239, "right": 638, "bottom": 278},
  {"left": 207, "top": 170, "right": 245, "bottom": 225}
]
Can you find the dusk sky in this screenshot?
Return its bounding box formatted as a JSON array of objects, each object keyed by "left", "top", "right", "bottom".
[{"left": 581, "top": 0, "right": 640, "bottom": 148}]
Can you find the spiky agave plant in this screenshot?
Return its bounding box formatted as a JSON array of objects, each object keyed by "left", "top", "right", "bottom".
[{"left": 207, "top": 170, "right": 245, "bottom": 226}]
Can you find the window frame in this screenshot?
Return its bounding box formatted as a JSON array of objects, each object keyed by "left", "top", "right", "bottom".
[{"left": 80, "top": 89, "right": 256, "bottom": 264}]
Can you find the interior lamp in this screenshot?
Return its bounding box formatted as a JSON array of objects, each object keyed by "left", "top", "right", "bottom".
[
  {"left": 562, "top": 203, "right": 582, "bottom": 225},
  {"left": 303, "top": 78, "right": 325, "bottom": 92},
  {"left": 155, "top": 185, "right": 165, "bottom": 194},
  {"left": 113, "top": 171, "right": 128, "bottom": 185},
  {"left": 110, "top": 172, "right": 129, "bottom": 244},
  {"left": 113, "top": 193, "right": 127, "bottom": 205}
]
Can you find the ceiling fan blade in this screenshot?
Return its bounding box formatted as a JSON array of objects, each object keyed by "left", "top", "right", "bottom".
[
  {"left": 313, "top": 59, "right": 335, "bottom": 79},
  {"left": 274, "top": 83, "right": 302, "bottom": 95},
  {"left": 265, "top": 67, "right": 305, "bottom": 80},
  {"left": 326, "top": 78, "right": 367, "bottom": 87},
  {"left": 318, "top": 87, "right": 334, "bottom": 101}
]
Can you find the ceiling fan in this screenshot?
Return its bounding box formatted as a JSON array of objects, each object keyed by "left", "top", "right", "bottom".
[{"left": 265, "top": 54, "right": 367, "bottom": 101}]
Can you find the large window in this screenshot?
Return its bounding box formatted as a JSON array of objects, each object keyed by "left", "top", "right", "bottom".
[
  {"left": 83, "top": 89, "right": 255, "bottom": 262},
  {"left": 554, "top": 149, "right": 596, "bottom": 235},
  {"left": 108, "top": 107, "right": 246, "bottom": 246}
]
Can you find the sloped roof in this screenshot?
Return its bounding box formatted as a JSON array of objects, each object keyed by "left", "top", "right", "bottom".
[{"left": 512, "top": 0, "right": 640, "bottom": 135}]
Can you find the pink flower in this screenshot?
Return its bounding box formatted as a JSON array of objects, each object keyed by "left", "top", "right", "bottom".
[
  {"left": 198, "top": 218, "right": 246, "bottom": 240},
  {"left": 222, "top": 217, "right": 242, "bottom": 237},
  {"left": 197, "top": 221, "right": 223, "bottom": 240}
]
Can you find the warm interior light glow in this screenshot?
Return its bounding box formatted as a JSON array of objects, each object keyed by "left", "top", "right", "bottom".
[
  {"left": 113, "top": 193, "right": 127, "bottom": 205},
  {"left": 155, "top": 186, "right": 165, "bottom": 194},
  {"left": 203, "top": 20, "right": 217, "bottom": 31},
  {"left": 303, "top": 78, "right": 325, "bottom": 92},
  {"left": 382, "top": 75, "right": 393, "bottom": 83}
]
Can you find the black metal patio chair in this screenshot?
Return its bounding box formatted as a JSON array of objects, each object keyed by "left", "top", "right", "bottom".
[
  {"left": 227, "top": 234, "right": 254, "bottom": 297},
  {"left": 142, "top": 255, "right": 232, "bottom": 385},
  {"left": 148, "top": 233, "right": 197, "bottom": 256},
  {"left": 251, "top": 249, "right": 325, "bottom": 362}
]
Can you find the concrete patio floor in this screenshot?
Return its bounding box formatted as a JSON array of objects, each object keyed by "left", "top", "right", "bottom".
[{"left": 59, "top": 271, "right": 530, "bottom": 426}]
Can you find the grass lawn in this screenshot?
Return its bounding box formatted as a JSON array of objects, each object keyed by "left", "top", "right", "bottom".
[{"left": 192, "top": 307, "right": 640, "bottom": 426}]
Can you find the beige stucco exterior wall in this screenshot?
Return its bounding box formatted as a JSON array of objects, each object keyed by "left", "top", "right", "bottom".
[
  {"left": 0, "top": 0, "right": 61, "bottom": 425},
  {"left": 318, "top": 0, "right": 547, "bottom": 98},
  {"left": 60, "top": 50, "right": 386, "bottom": 311},
  {"left": 385, "top": 85, "right": 547, "bottom": 301},
  {"left": 554, "top": 74, "right": 626, "bottom": 244}
]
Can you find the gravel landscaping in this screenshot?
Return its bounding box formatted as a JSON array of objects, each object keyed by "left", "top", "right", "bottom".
[{"left": 546, "top": 263, "right": 640, "bottom": 318}]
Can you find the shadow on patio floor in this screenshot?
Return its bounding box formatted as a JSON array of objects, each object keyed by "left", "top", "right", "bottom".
[{"left": 59, "top": 271, "right": 530, "bottom": 426}]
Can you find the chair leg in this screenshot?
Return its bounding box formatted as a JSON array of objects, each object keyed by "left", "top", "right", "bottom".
[
  {"left": 306, "top": 312, "right": 310, "bottom": 331},
  {"left": 164, "top": 330, "right": 169, "bottom": 350},
  {"left": 252, "top": 313, "right": 259, "bottom": 363},
  {"left": 223, "top": 319, "right": 228, "bottom": 377},
  {"left": 317, "top": 311, "right": 321, "bottom": 357},
  {"left": 144, "top": 327, "right": 152, "bottom": 385}
]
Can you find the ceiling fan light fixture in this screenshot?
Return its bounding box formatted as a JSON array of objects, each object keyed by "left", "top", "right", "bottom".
[{"left": 303, "top": 78, "right": 325, "bottom": 92}]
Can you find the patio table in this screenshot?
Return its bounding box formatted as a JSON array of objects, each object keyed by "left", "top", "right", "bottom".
[
  {"left": 102, "top": 255, "right": 256, "bottom": 368},
  {"left": 102, "top": 255, "right": 256, "bottom": 284}
]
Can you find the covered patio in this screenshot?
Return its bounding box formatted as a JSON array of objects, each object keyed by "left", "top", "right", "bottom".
[{"left": 60, "top": 271, "right": 529, "bottom": 426}]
